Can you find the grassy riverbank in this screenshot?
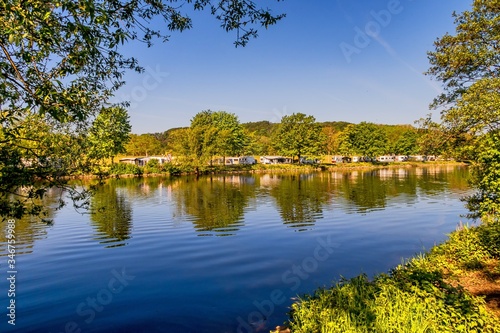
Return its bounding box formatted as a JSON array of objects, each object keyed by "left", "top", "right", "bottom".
[
  {"left": 91, "top": 160, "right": 466, "bottom": 178},
  {"left": 274, "top": 217, "right": 500, "bottom": 333}
]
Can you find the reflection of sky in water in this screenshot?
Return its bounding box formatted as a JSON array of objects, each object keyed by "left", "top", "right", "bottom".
[{"left": 0, "top": 166, "right": 473, "bottom": 333}]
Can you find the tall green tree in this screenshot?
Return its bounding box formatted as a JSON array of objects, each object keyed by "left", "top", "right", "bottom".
[
  {"left": 212, "top": 111, "right": 247, "bottom": 158},
  {"left": 0, "top": 0, "right": 284, "bottom": 218},
  {"left": 339, "top": 122, "right": 388, "bottom": 158},
  {"left": 415, "top": 115, "right": 454, "bottom": 157},
  {"left": 166, "top": 128, "right": 191, "bottom": 159},
  {"left": 427, "top": 0, "right": 500, "bottom": 219},
  {"left": 273, "top": 113, "right": 324, "bottom": 162},
  {"left": 337, "top": 124, "right": 355, "bottom": 156},
  {"left": 189, "top": 110, "right": 246, "bottom": 164},
  {"left": 243, "top": 130, "right": 271, "bottom": 155},
  {"left": 393, "top": 129, "right": 419, "bottom": 156},
  {"left": 87, "top": 106, "right": 131, "bottom": 163},
  {"left": 322, "top": 125, "right": 342, "bottom": 155},
  {"left": 427, "top": 0, "right": 500, "bottom": 135}
]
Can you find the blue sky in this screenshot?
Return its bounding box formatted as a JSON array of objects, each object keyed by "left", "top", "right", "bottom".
[{"left": 114, "top": 0, "right": 472, "bottom": 134}]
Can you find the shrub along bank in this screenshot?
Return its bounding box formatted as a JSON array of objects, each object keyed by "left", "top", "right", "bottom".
[
  {"left": 101, "top": 160, "right": 464, "bottom": 178},
  {"left": 275, "top": 218, "right": 500, "bottom": 333},
  {"left": 102, "top": 160, "right": 324, "bottom": 177}
]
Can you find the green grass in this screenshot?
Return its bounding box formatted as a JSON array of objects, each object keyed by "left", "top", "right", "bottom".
[{"left": 278, "top": 220, "right": 500, "bottom": 333}]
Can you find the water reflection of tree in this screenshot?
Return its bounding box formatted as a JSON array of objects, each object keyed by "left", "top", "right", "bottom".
[
  {"left": 336, "top": 169, "right": 420, "bottom": 213},
  {"left": 106, "top": 177, "right": 167, "bottom": 197},
  {"left": 0, "top": 188, "right": 61, "bottom": 255},
  {"left": 416, "top": 166, "right": 470, "bottom": 195},
  {"left": 90, "top": 182, "right": 132, "bottom": 247},
  {"left": 445, "top": 166, "right": 470, "bottom": 191},
  {"left": 335, "top": 166, "right": 470, "bottom": 213},
  {"left": 338, "top": 171, "right": 389, "bottom": 213},
  {"left": 172, "top": 175, "right": 255, "bottom": 236},
  {"left": 269, "top": 173, "right": 330, "bottom": 231}
]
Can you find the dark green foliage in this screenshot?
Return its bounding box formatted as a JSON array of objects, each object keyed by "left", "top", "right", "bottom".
[
  {"left": 125, "top": 134, "right": 164, "bottom": 156},
  {"left": 393, "top": 129, "right": 419, "bottom": 155},
  {"left": 478, "top": 220, "right": 500, "bottom": 258},
  {"left": 150, "top": 121, "right": 426, "bottom": 158},
  {"left": 319, "top": 121, "right": 353, "bottom": 132},
  {"left": 109, "top": 163, "right": 143, "bottom": 176},
  {"left": 242, "top": 121, "right": 276, "bottom": 136},
  {"left": 339, "top": 122, "right": 389, "bottom": 157},
  {"left": 273, "top": 113, "right": 325, "bottom": 161},
  {"left": 464, "top": 132, "right": 500, "bottom": 219},
  {"left": 427, "top": 0, "right": 500, "bottom": 218},
  {"left": 150, "top": 132, "right": 171, "bottom": 150}
]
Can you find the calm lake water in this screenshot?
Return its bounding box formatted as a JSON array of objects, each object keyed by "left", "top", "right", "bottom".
[{"left": 0, "top": 165, "right": 473, "bottom": 333}]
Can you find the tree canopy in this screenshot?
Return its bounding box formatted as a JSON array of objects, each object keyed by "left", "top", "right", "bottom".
[
  {"left": 272, "top": 113, "right": 324, "bottom": 162},
  {"left": 427, "top": 0, "right": 500, "bottom": 219},
  {"left": 87, "top": 106, "right": 131, "bottom": 163},
  {"left": 427, "top": 0, "right": 500, "bottom": 135},
  {"left": 125, "top": 134, "right": 164, "bottom": 156},
  {"left": 174, "top": 110, "right": 246, "bottom": 165},
  {"left": 339, "top": 122, "right": 388, "bottom": 157},
  {"left": 393, "top": 129, "right": 419, "bottom": 156}
]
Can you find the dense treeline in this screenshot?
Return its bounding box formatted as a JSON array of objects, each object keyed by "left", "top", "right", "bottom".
[{"left": 124, "top": 114, "right": 474, "bottom": 161}]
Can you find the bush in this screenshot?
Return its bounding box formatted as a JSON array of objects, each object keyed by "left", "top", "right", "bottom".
[
  {"left": 478, "top": 219, "right": 500, "bottom": 258},
  {"left": 165, "top": 164, "right": 183, "bottom": 175},
  {"left": 109, "top": 163, "right": 142, "bottom": 175},
  {"left": 143, "top": 159, "right": 161, "bottom": 174},
  {"left": 429, "top": 224, "right": 492, "bottom": 272}
]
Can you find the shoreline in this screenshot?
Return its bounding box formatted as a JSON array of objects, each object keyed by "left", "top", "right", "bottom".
[
  {"left": 272, "top": 217, "right": 500, "bottom": 333},
  {"left": 67, "top": 161, "right": 468, "bottom": 180}
]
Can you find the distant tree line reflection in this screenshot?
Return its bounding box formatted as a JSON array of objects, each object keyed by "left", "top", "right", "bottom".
[{"left": 0, "top": 166, "right": 470, "bottom": 250}]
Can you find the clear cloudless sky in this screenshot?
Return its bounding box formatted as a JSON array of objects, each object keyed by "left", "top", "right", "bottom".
[{"left": 113, "top": 0, "right": 472, "bottom": 134}]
